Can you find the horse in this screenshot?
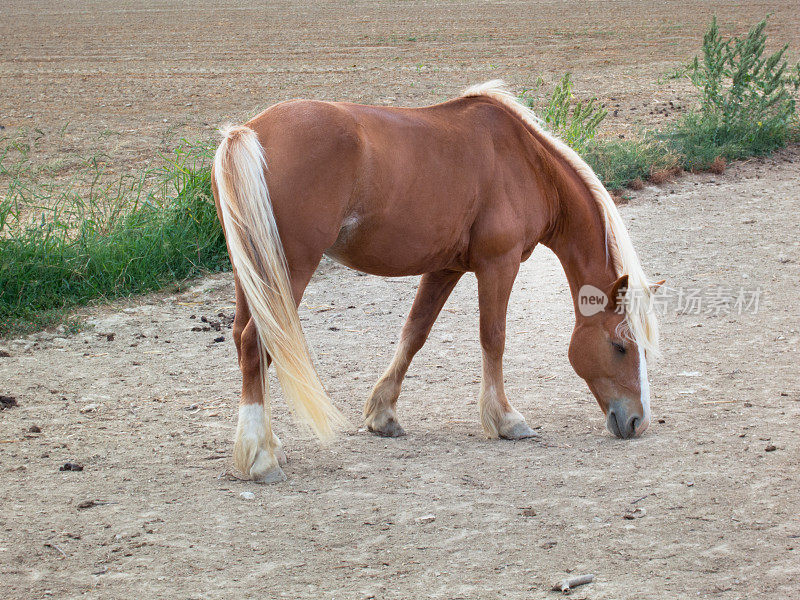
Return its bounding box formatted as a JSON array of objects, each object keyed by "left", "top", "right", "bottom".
[{"left": 211, "top": 81, "right": 662, "bottom": 483}]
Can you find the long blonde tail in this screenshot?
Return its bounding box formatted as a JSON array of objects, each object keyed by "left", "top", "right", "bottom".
[{"left": 213, "top": 125, "right": 345, "bottom": 440}]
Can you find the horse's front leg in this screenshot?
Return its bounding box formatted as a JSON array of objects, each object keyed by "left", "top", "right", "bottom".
[
  {"left": 476, "top": 259, "right": 538, "bottom": 439},
  {"left": 232, "top": 279, "right": 287, "bottom": 483},
  {"left": 364, "top": 269, "right": 463, "bottom": 436}
]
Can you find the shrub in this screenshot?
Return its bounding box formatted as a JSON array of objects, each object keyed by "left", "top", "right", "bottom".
[{"left": 671, "top": 15, "right": 800, "bottom": 169}]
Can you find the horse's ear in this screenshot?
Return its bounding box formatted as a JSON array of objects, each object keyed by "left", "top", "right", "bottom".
[
  {"left": 607, "top": 275, "right": 629, "bottom": 310},
  {"left": 651, "top": 279, "right": 666, "bottom": 293}
]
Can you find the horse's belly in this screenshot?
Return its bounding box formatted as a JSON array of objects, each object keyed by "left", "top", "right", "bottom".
[{"left": 324, "top": 213, "right": 468, "bottom": 276}]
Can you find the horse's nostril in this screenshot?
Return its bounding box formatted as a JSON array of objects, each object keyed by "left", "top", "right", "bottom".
[
  {"left": 629, "top": 416, "right": 640, "bottom": 436},
  {"left": 606, "top": 410, "right": 623, "bottom": 438}
]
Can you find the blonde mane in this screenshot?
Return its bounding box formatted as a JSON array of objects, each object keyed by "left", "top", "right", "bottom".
[{"left": 463, "top": 80, "right": 660, "bottom": 359}]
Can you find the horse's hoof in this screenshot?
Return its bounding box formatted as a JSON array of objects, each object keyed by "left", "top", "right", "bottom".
[
  {"left": 244, "top": 445, "right": 286, "bottom": 482},
  {"left": 275, "top": 447, "right": 288, "bottom": 466},
  {"left": 272, "top": 434, "right": 288, "bottom": 466},
  {"left": 367, "top": 418, "right": 406, "bottom": 438},
  {"left": 499, "top": 420, "right": 539, "bottom": 440},
  {"left": 364, "top": 408, "right": 406, "bottom": 437},
  {"left": 252, "top": 464, "right": 287, "bottom": 484}
]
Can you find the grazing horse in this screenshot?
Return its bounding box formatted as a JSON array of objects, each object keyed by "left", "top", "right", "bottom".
[{"left": 211, "top": 81, "right": 662, "bottom": 483}]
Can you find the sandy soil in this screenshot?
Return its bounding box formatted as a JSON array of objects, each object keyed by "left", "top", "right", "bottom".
[
  {"left": 1, "top": 2, "right": 800, "bottom": 599},
  {"left": 1, "top": 147, "right": 799, "bottom": 599}
]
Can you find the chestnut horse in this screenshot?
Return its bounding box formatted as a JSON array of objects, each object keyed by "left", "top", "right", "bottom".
[{"left": 212, "top": 81, "right": 661, "bottom": 483}]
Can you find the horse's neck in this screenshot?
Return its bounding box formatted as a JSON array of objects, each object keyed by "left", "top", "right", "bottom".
[{"left": 540, "top": 157, "right": 618, "bottom": 313}]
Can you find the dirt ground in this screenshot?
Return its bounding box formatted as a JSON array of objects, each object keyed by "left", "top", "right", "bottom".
[
  {"left": 2, "top": 1, "right": 800, "bottom": 599},
  {"left": 1, "top": 0, "right": 799, "bottom": 170}
]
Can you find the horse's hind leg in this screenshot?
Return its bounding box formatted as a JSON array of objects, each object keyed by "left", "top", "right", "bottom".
[
  {"left": 232, "top": 277, "right": 287, "bottom": 483},
  {"left": 232, "top": 251, "right": 323, "bottom": 481},
  {"left": 364, "top": 269, "right": 463, "bottom": 436},
  {"left": 475, "top": 259, "right": 538, "bottom": 440}
]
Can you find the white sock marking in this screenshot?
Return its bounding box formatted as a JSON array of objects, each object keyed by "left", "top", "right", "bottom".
[{"left": 238, "top": 403, "right": 267, "bottom": 445}]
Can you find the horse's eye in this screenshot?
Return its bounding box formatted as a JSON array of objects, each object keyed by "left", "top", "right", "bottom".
[{"left": 612, "top": 341, "right": 626, "bottom": 355}]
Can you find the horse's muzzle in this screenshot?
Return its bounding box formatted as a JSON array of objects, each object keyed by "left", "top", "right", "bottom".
[{"left": 606, "top": 400, "right": 648, "bottom": 439}]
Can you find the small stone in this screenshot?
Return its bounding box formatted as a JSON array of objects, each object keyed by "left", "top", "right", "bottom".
[
  {"left": 623, "top": 507, "right": 647, "bottom": 519},
  {"left": 765, "top": 444, "right": 777, "bottom": 452},
  {"left": 0, "top": 396, "right": 18, "bottom": 410},
  {"left": 29, "top": 425, "right": 41, "bottom": 433},
  {"left": 415, "top": 514, "right": 436, "bottom": 524},
  {"left": 213, "top": 336, "right": 225, "bottom": 343},
  {"left": 240, "top": 491, "right": 256, "bottom": 500},
  {"left": 80, "top": 403, "right": 99, "bottom": 413},
  {"left": 60, "top": 462, "right": 84, "bottom": 472}
]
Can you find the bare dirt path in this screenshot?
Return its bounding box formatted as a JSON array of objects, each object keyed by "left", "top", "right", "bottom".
[
  {"left": 2, "top": 147, "right": 799, "bottom": 599},
  {"left": 2, "top": 1, "right": 800, "bottom": 598}
]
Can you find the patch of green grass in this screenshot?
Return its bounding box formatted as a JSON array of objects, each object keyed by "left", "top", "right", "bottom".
[
  {"left": 583, "top": 137, "right": 680, "bottom": 191},
  {"left": 524, "top": 74, "right": 677, "bottom": 190},
  {"left": 0, "top": 138, "right": 226, "bottom": 336}
]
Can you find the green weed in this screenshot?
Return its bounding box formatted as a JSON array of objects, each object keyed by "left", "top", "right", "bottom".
[
  {"left": 523, "top": 73, "right": 607, "bottom": 153},
  {"left": 528, "top": 16, "right": 799, "bottom": 186}
]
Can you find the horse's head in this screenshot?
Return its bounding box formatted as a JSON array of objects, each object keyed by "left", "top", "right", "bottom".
[{"left": 568, "top": 275, "right": 661, "bottom": 439}]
